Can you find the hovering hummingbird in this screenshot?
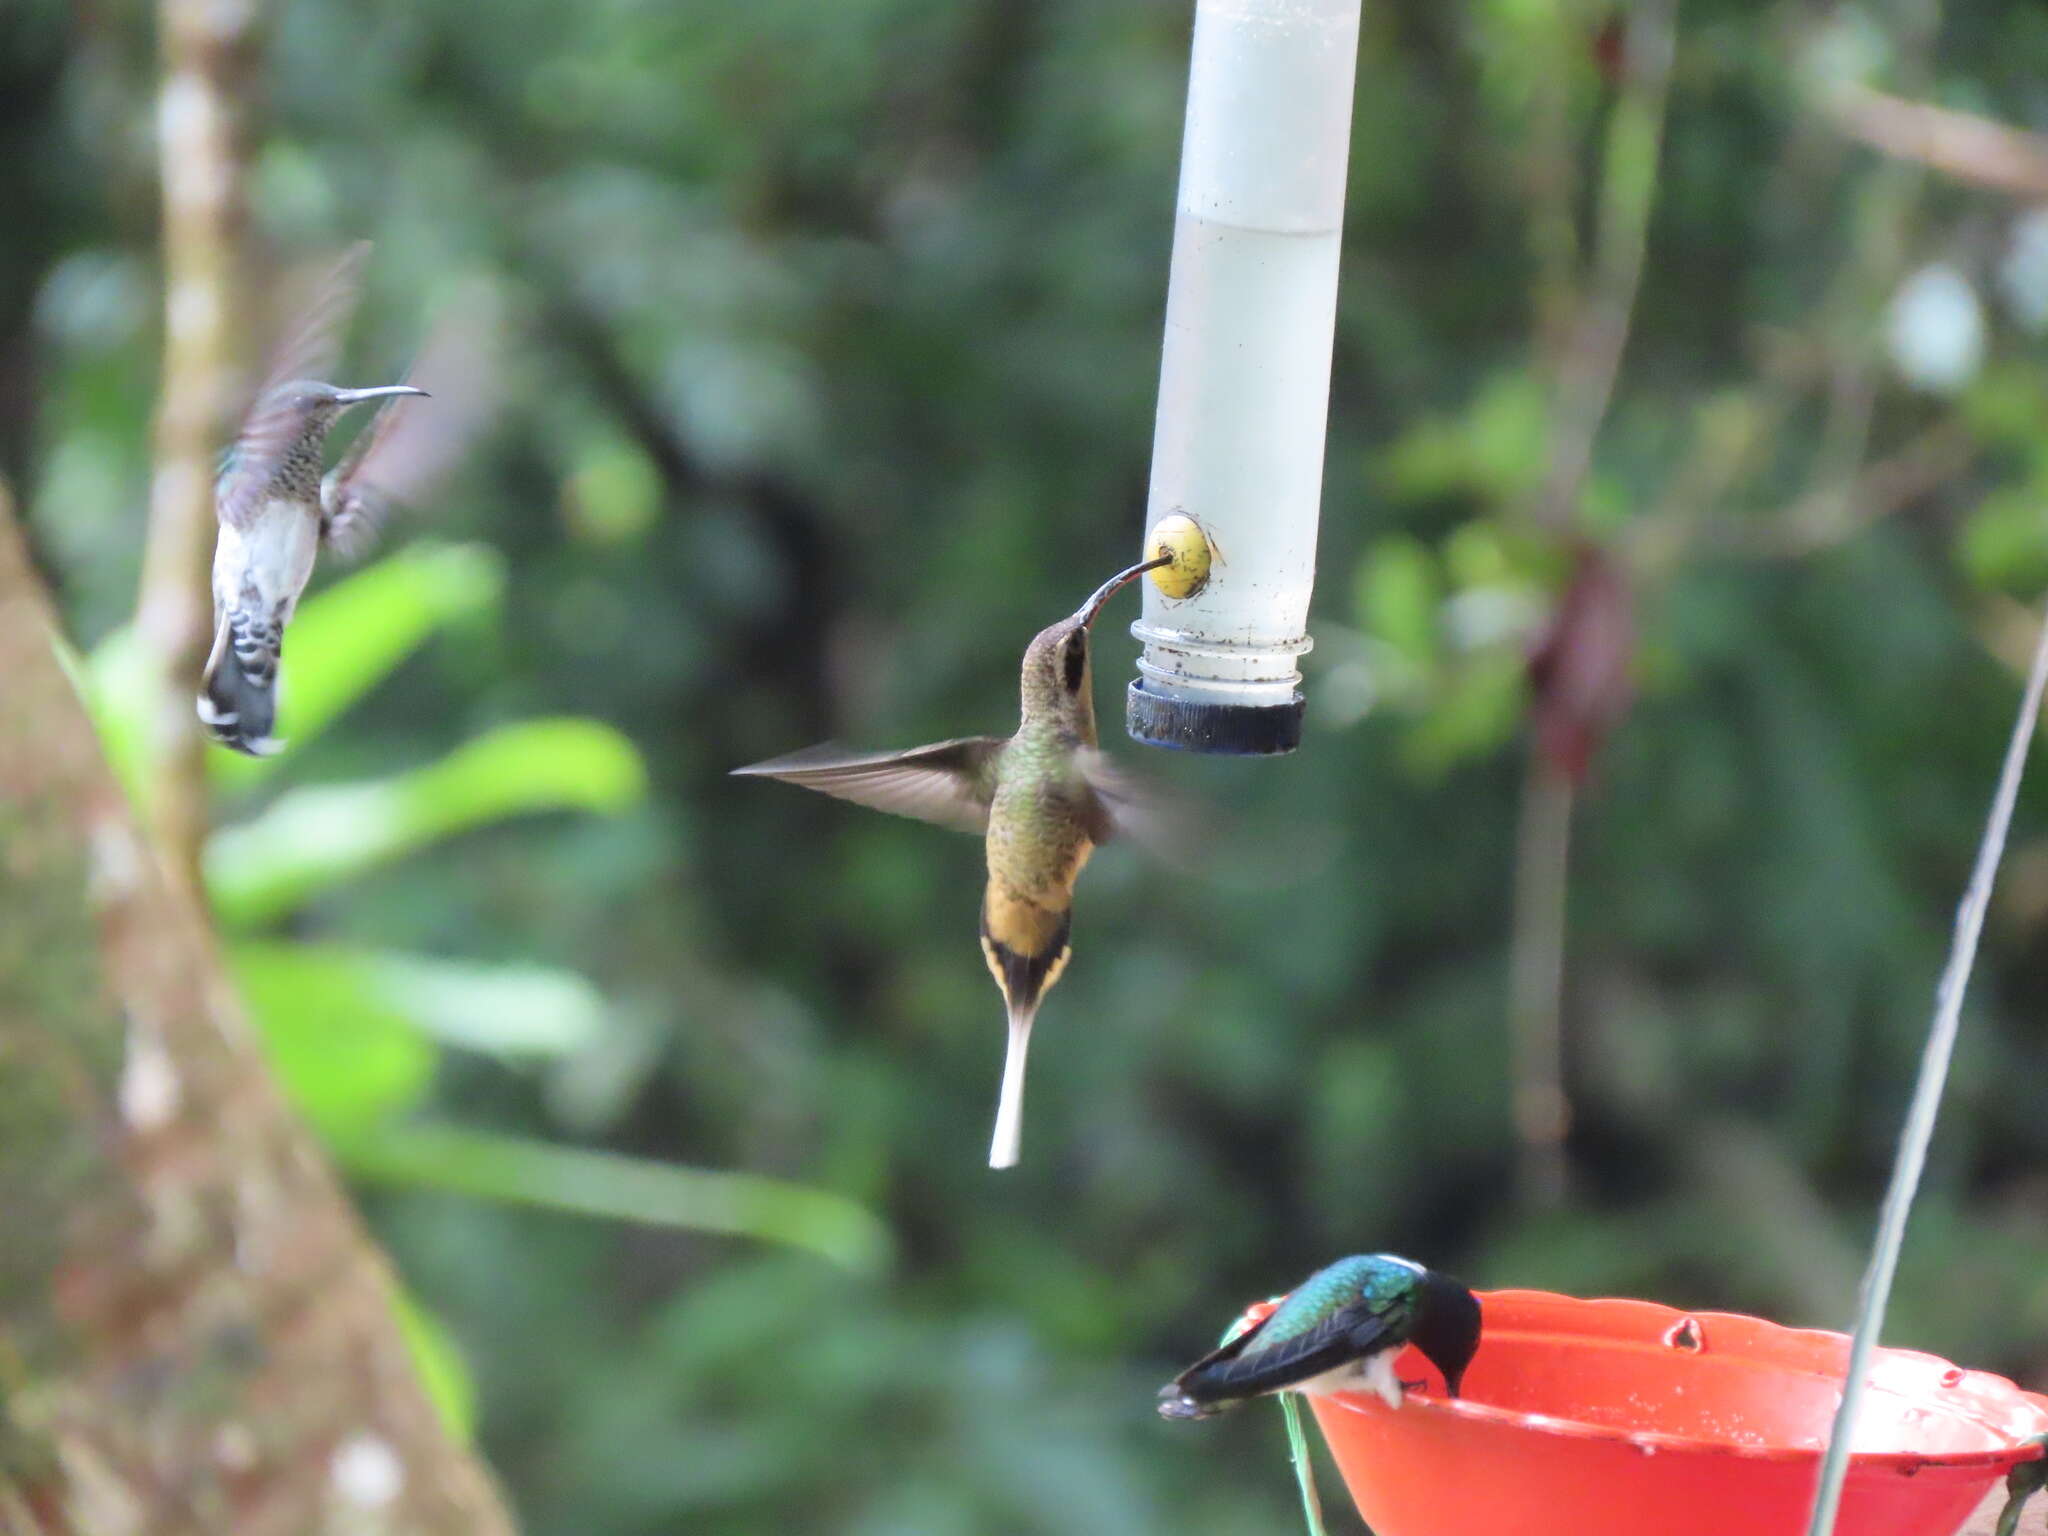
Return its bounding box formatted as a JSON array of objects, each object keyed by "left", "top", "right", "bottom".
[
  {"left": 732, "top": 553, "right": 1173, "bottom": 1170},
  {"left": 1157, "top": 1254, "right": 1482, "bottom": 1420},
  {"left": 198, "top": 242, "right": 484, "bottom": 755}
]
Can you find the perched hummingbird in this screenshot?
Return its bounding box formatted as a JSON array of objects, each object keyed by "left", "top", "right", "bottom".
[
  {"left": 1157, "top": 1255, "right": 1482, "bottom": 1420},
  {"left": 198, "top": 242, "right": 460, "bottom": 755},
  {"left": 732, "top": 553, "right": 1173, "bottom": 1170}
]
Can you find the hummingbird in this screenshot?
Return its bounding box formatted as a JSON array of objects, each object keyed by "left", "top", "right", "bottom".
[
  {"left": 198, "top": 242, "right": 468, "bottom": 755},
  {"left": 1157, "top": 1255, "right": 1482, "bottom": 1420},
  {"left": 732, "top": 552, "right": 1173, "bottom": 1170}
]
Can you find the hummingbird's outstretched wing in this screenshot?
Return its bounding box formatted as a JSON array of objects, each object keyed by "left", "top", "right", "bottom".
[
  {"left": 321, "top": 285, "right": 499, "bottom": 558},
  {"left": 731, "top": 738, "right": 1006, "bottom": 834},
  {"left": 217, "top": 242, "right": 371, "bottom": 532},
  {"left": 1165, "top": 1286, "right": 1417, "bottom": 1407}
]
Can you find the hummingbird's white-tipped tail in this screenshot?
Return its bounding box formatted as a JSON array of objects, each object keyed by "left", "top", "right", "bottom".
[
  {"left": 197, "top": 614, "right": 285, "bottom": 757},
  {"left": 988, "top": 1006, "right": 1034, "bottom": 1170}
]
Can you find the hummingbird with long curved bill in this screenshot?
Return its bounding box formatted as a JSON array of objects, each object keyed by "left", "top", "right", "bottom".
[
  {"left": 198, "top": 242, "right": 446, "bottom": 755},
  {"left": 1158, "top": 1254, "right": 1482, "bottom": 1420},
  {"left": 732, "top": 553, "right": 1173, "bottom": 1170}
]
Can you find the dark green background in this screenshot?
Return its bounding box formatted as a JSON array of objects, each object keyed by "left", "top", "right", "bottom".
[{"left": 9, "top": 1, "right": 2048, "bottom": 1530}]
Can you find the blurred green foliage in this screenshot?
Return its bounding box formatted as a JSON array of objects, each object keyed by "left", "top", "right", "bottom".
[
  {"left": 89, "top": 546, "right": 895, "bottom": 1422},
  {"left": 15, "top": 0, "right": 2048, "bottom": 1530}
]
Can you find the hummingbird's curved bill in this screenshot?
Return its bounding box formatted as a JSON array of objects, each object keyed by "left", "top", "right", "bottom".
[
  {"left": 1157, "top": 1254, "right": 1481, "bottom": 1420},
  {"left": 732, "top": 553, "right": 1172, "bottom": 1169},
  {"left": 197, "top": 244, "right": 490, "bottom": 755}
]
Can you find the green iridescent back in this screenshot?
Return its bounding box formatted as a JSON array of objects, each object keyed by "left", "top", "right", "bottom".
[{"left": 1247, "top": 1254, "right": 1422, "bottom": 1353}]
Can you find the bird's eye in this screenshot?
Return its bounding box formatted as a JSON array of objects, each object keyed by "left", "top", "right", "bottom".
[{"left": 1061, "top": 634, "right": 1088, "bottom": 692}]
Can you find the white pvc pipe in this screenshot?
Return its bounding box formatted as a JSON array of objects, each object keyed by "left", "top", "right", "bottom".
[{"left": 1129, "top": 0, "right": 1361, "bottom": 754}]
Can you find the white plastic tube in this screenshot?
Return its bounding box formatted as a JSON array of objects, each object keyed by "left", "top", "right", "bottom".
[{"left": 1127, "top": 0, "right": 1361, "bottom": 755}]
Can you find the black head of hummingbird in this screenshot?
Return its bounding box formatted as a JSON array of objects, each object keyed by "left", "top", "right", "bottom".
[
  {"left": 197, "top": 243, "right": 491, "bottom": 756},
  {"left": 732, "top": 551, "right": 1172, "bottom": 1169},
  {"left": 1157, "top": 1254, "right": 1482, "bottom": 1421}
]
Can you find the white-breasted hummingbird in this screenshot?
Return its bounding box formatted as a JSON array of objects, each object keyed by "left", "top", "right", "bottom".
[{"left": 198, "top": 242, "right": 474, "bottom": 755}]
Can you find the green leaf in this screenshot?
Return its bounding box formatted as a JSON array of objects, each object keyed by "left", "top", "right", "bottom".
[
  {"left": 230, "top": 941, "right": 439, "bottom": 1141},
  {"left": 1357, "top": 535, "right": 1441, "bottom": 666},
  {"left": 368, "top": 951, "right": 611, "bottom": 1059},
  {"left": 206, "top": 717, "right": 647, "bottom": 928},
  {"left": 562, "top": 437, "right": 663, "bottom": 544},
  {"left": 237, "top": 940, "right": 609, "bottom": 1060},
  {"left": 1403, "top": 648, "right": 1529, "bottom": 776},
  {"left": 336, "top": 1123, "right": 894, "bottom": 1275},
  {"left": 212, "top": 542, "right": 505, "bottom": 791},
  {"left": 393, "top": 1289, "right": 479, "bottom": 1443},
  {"left": 1959, "top": 488, "right": 2048, "bottom": 595},
  {"left": 1377, "top": 371, "right": 1548, "bottom": 506}
]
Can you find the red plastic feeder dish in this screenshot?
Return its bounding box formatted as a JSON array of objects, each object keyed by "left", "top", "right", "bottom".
[{"left": 1288, "top": 1288, "right": 2048, "bottom": 1536}]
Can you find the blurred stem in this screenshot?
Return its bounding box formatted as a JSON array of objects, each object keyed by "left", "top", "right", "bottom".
[
  {"left": 1796, "top": 0, "right": 1939, "bottom": 550},
  {"left": 136, "top": 0, "right": 259, "bottom": 895},
  {"left": 338, "top": 1123, "right": 895, "bottom": 1276},
  {"left": 1827, "top": 86, "right": 2048, "bottom": 199},
  {"left": 1531, "top": 0, "right": 1677, "bottom": 533},
  {"left": 1755, "top": 419, "right": 1976, "bottom": 557},
  {"left": 1523, "top": 20, "right": 1581, "bottom": 361},
  {"left": 1509, "top": 755, "right": 1575, "bottom": 1207}
]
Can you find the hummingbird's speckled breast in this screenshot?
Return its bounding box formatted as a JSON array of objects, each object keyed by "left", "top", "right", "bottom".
[
  {"left": 211, "top": 434, "right": 327, "bottom": 619},
  {"left": 984, "top": 725, "right": 1098, "bottom": 911}
]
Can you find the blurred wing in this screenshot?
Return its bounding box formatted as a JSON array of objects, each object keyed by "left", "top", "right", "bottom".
[
  {"left": 217, "top": 242, "right": 371, "bottom": 530},
  {"left": 731, "top": 738, "right": 1005, "bottom": 834},
  {"left": 321, "top": 283, "right": 501, "bottom": 558},
  {"left": 1075, "top": 748, "right": 1196, "bottom": 864},
  {"left": 316, "top": 470, "right": 398, "bottom": 560}
]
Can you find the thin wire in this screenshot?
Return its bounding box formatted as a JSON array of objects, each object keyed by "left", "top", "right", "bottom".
[{"left": 1805, "top": 598, "right": 2048, "bottom": 1536}]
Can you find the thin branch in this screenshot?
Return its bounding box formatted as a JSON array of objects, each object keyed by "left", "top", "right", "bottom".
[
  {"left": 1508, "top": 758, "right": 1575, "bottom": 1205},
  {"left": 1749, "top": 418, "right": 1978, "bottom": 558},
  {"left": 1522, "top": 21, "right": 1582, "bottom": 363},
  {"left": 1529, "top": 0, "right": 1678, "bottom": 533},
  {"left": 1828, "top": 84, "right": 2048, "bottom": 200},
  {"left": 135, "top": 0, "right": 259, "bottom": 894}
]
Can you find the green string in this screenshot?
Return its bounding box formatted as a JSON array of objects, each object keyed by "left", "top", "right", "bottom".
[
  {"left": 1278, "top": 1391, "right": 1333, "bottom": 1536},
  {"left": 1993, "top": 1438, "right": 2048, "bottom": 1536},
  {"left": 1222, "top": 1301, "right": 1339, "bottom": 1536},
  {"left": 1212, "top": 1302, "right": 1343, "bottom": 1536}
]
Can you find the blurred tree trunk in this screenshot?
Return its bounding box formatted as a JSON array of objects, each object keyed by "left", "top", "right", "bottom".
[
  {"left": 136, "top": 0, "right": 259, "bottom": 895},
  {"left": 0, "top": 491, "right": 514, "bottom": 1534}
]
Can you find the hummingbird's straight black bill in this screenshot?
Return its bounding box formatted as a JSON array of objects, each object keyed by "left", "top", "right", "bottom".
[{"left": 1072, "top": 554, "right": 1173, "bottom": 628}]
